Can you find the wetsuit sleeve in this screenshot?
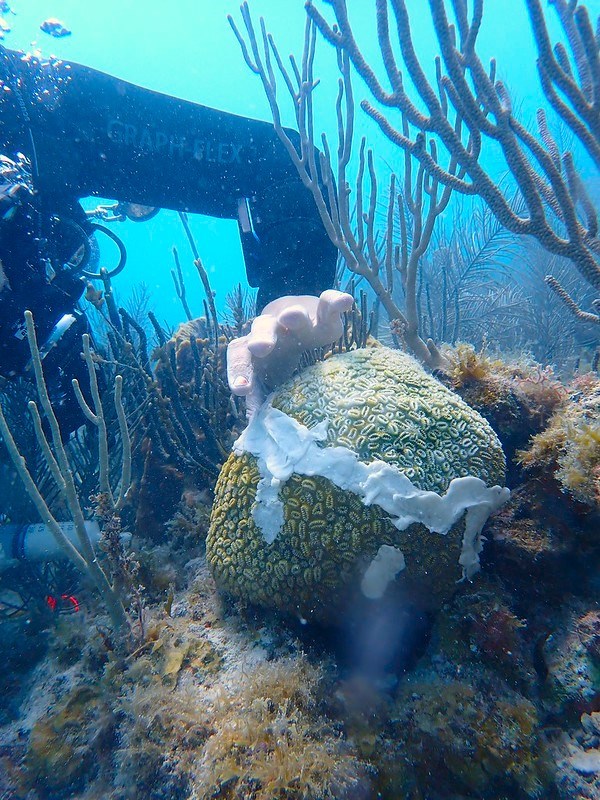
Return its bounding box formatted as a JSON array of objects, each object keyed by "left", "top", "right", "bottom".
[{"left": 0, "top": 46, "right": 337, "bottom": 304}]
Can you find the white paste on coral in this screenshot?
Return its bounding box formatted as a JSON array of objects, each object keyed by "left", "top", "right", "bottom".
[
  {"left": 361, "top": 545, "right": 406, "bottom": 599},
  {"left": 234, "top": 399, "right": 510, "bottom": 579}
]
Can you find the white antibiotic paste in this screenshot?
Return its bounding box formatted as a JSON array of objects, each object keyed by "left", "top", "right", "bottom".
[
  {"left": 234, "top": 399, "right": 510, "bottom": 581},
  {"left": 361, "top": 545, "right": 406, "bottom": 599}
]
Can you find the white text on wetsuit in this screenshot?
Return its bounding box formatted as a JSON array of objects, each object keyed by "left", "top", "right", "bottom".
[{"left": 107, "top": 120, "right": 242, "bottom": 164}]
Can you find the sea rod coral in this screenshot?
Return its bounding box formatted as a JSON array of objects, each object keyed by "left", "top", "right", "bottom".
[
  {"left": 306, "top": 0, "right": 600, "bottom": 326},
  {"left": 0, "top": 311, "right": 132, "bottom": 638}
]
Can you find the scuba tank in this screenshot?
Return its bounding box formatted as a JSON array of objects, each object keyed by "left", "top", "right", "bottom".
[{"left": 0, "top": 520, "right": 101, "bottom": 573}]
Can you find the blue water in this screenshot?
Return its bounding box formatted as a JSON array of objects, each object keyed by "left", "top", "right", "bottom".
[
  {"left": 1, "top": 0, "right": 567, "bottom": 328},
  {"left": 2, "top": 4, "right": 600, "bottom": 799}
]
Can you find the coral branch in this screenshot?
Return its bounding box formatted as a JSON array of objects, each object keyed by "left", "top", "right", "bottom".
[
  {"left": 546, "top": 274, "right": 600, "bottom": 324},
  {"left": 1, "top": 311, "right": 131, "bottom": 638},
  {"left": 307, "top": 0, "right": 600, "bottom": 318},
  {"left": 231, "top": 2, "right": 450, "bottom": 370}
]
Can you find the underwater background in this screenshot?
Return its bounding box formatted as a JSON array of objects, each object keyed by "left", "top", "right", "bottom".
[
  {"left": 3, "top": 0, "right": 587, "bottom": 327},
  {"left": 0, "top": 1, "right": 599, "bottom": 799}
]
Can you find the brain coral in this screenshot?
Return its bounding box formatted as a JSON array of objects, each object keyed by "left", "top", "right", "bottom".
[{"left": 207, "top": 347, "right": 507, "bottom": 621}]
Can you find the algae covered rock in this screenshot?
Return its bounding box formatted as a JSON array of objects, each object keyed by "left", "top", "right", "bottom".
[
  {"left": 541, "top": 604, "right": 600, "bottom": 717},
  {"left": 207, "top": 347, "right": 508, "bottom": 621},
  {"left": 391, "top": 677, "right": 551, "bottom": 797},
  {"left": 25, "top": 685, "right": 114, "bottom": 796},
  {"left": 519, "top": 373, "right": 600, "bottom": 510}
]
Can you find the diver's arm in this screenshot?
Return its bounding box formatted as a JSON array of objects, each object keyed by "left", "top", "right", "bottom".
[
  {"left": 0, "top": 45, "right": 286, "bottom": 215},
  {"left": 0, "top": 45, "right": 337, "bottom": 304}
]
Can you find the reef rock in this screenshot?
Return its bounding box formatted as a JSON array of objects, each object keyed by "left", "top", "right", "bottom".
[
  {"left": 541, "top": 603, "right": 600, "bottom": 716},
  {"left": 519, "top": 373, "right": 600, "bottom": 511},
  {"left": 207, "top": 347, "right": 508, "bottom": 622}
]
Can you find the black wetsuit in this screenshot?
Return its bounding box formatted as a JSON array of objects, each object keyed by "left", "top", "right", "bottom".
[{"left": 0, "top": 45, "right": 336, "bottom": 431}]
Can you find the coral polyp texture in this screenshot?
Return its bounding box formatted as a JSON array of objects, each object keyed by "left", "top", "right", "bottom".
[{"left": 207, "top": 347, "right": 507, "bottom": 621}]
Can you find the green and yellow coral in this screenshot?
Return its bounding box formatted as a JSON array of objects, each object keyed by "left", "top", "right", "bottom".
[{"left": 207, "top": 347, "right": 506, "bottom": 621}]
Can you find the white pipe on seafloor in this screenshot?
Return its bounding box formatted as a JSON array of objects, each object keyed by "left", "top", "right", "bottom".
[{"left": 0, "top": 520, "right": 102, "bottom": 572}]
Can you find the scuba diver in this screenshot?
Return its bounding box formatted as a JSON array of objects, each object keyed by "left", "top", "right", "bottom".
[{"left": 0, "top": 43, "right": 337, "bottom": 436}]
